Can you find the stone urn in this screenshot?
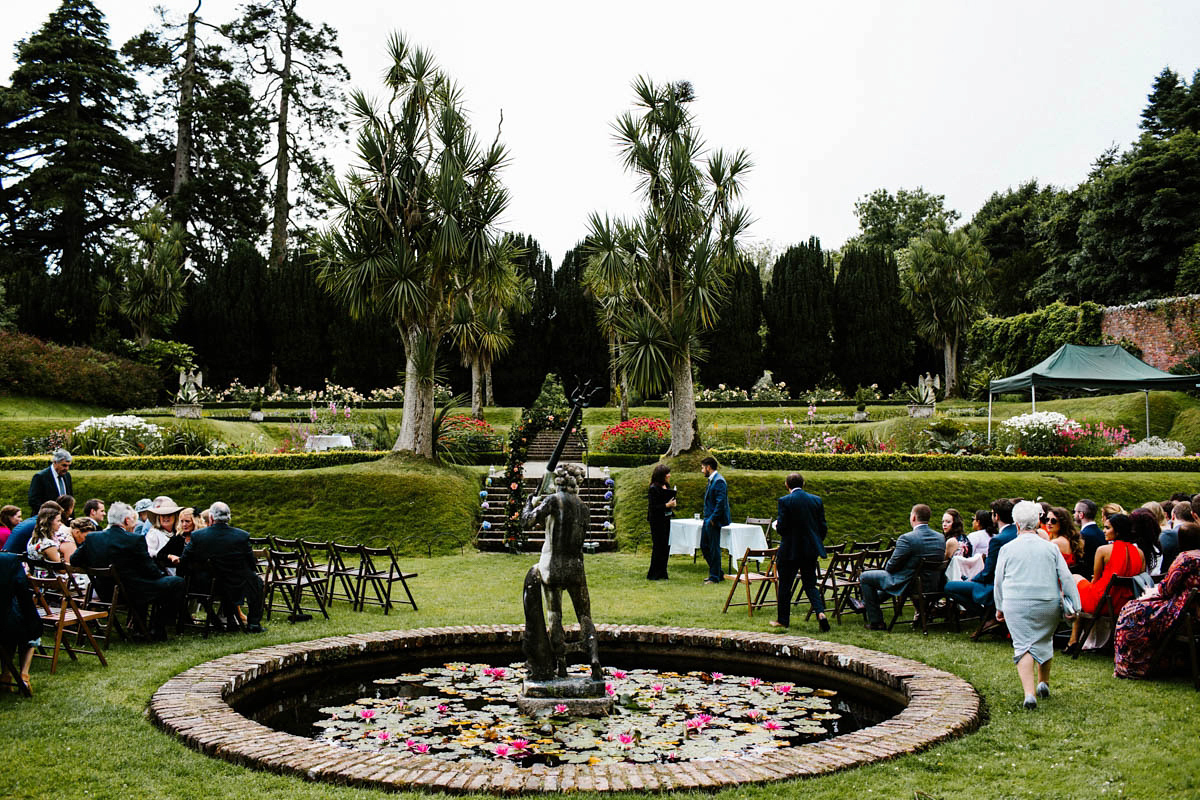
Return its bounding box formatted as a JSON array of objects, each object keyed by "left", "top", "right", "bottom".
[
  {"left": 906, "top": 404, "right": 935, "bottom": 419},
  {"left": 249, "top": 410, "right": 264, "bottom": 422},
  {"left": 173, "top": 403, "right": 203, "bottom": 419},
  {"left": 852, "top": 409, "right": 869, "bottom": 422}
]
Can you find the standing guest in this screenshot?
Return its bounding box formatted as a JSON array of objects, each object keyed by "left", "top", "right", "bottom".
[
  {"left": 645, "top": 465, "right": 676, "bottom": 580},
  {"left": 70, "top": 502, "right": 185, "bottom": 641},
  {"left": 2, "top": 502, "right": 60, "bottom": 556},
  {"left": 1074, "top": 499, "right": 1104, "bottom": 579},
  {"left": 0, "top": 551, "right": 42, "bottom": 695},
  {"left": 1101, "top": 502, "right": 1127, "bottom": 523},
  {"left": 941, "top": 508, "right": 969, "bottom": 559},
  {"left": 144, "top": 496, "right": 183, "bottom": 558},
  {"left": 1064, "top": 513, "right": 1146, "bottom": 655},
  {"left": 25, "top": 506, "right": 64, "bottom": 567},
  {"left": 174, "top": 502, "right": 266, "bottom": 633},
  {"left": 699, "top": 457, "right": 730, "bottom": 585},
  {"left": 28, "top": 449, "right": 72, "bottom": 514},
  {"left": 967, "top": 509, "right": 997, "bottom": 559},
  {"left": 1045, "top": 506, "right": 1084, "bottom": 569},
  {"left": 946, "top": 498, "right": 1019, "bottom": 620},
  {"left": 1114, "top": 523, "right": 1200, "bottom": 679},
  {"left": 771, "top": 472, "right": 830, "bottom": 632},
  {"left": 81, "top": 499, "right": 106, "bottom": 527},
  {"left": 132, "top": 499, "right": 154, "bottom": 536},
  {"left": 0, "top": 506, "right": 21, "bottom": 549},
  {"left": 859, "top": 504, "right": 945, "bottom": 630},
  {"left": 993, "top": 500, "right": 1080, "bottom": 710}
]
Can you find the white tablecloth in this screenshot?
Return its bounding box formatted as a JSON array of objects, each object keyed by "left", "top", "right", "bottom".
[{"left": 668, "top": 519, "right": 768, "bottom": 558}]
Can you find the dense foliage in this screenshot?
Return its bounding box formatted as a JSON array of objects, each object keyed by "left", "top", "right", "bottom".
[
  {"left": 0, "top": 331, "right": 157, "bottom": 407},
  {"left": 595, "top": 417, "right": 671, "bottom": 454},
  {"left": 763, "top": 238, "right": 834, "bottom": 390},
  {"left": 966, "top": 302, "right": 1106, "bottom": 384}
]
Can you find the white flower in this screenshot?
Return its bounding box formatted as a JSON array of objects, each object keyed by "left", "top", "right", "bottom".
[{"left": 1116, "top": 436, "right": 1188, "bottom": 458}]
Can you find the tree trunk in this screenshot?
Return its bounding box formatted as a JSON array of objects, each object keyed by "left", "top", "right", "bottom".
[
  {"left": 470, "top": 356, "right": 484, "bottom": 419},
  {"left": 608, "top": 332, "right": 619, "bottom": 407},
  {"left": 667, "top": 350, "right": 701, "bottom": 455},
  {"left": 395, "top": 326, "right": 436, "bottom": 457},
  {"left": 619, "top": 368, "right": 630, "bottom": 422},
  {"left": 172, "top": 5, "right": 198, "bottom": 207},
  {"left": 484, "top": 363, "right": 495, "bottom": 407},
  {"left": 943, "top": 335, "right": 958, "bottom": 398},
  {"left": 268, "top": 7, "right": 295, "bottom": 271}
]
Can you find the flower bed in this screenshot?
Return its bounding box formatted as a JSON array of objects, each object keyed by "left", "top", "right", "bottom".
[
  {"left": 997, "top": 411, "right": 1133, "bottom": 456},
  {"left": 596, "top": 417, "right": 670, "bottom": 454}
]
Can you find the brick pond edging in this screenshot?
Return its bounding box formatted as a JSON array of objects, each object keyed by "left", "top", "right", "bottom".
[{"left": 148, "top": 625, "right": 984, "bottom": 793}]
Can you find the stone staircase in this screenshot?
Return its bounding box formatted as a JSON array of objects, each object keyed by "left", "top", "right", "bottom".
[{"left": 476, "top": 431, "right": 616, "bottom": 552}]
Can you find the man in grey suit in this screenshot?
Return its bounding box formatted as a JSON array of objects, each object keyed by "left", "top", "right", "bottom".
[{"left": 859, "top": 504, "right": 946, "bottom": 630}]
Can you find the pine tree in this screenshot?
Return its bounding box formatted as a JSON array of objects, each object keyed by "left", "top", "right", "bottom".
[
  {"left": 762, "top": 238, "right": 834, "bottom": 391},
  {"left": 832, "top": 244, "right": 912, "bottom": 393},
  {"left": 1141, "top": 67, "right": 1188, "bottom": 137},
  {"left": 0, "top": 0, "right": 144, "bottom": 340},
  {"left": 699, "top": 258, "right": 763, "bottom": 390}
]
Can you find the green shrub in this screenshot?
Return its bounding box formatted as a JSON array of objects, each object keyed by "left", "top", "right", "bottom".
[
  {"left": 966, "top": 301, "right": 1105, "bottom": 388},
  {"left": 709, "top": 448, "right": 1200, "bottom": 472},
  {"left": 0, "top": 331, "right": 157, "bottom": 407},
  {"left": 587, "top": 453, "right": 660, "bottom": 467},
  {"left": 0, "top": 451, "right": 383, "bottom": 471}
]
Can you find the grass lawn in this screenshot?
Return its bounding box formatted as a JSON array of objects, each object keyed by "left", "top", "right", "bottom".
[{"left": 1, "top": 551, "right": 1195, "bottom": 800}]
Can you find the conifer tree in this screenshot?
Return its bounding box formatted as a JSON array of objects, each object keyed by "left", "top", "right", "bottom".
[
  {"left": 699, "top": 257, "right": 763, "bottom": 390},
  {"left": 832, "top": 244, "right": 912, "bottom": 393},
  {"left": 762, "top": 238, "right": 834, "bottom": 391}
]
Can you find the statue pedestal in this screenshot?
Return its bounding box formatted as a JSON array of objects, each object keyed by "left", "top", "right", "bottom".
[{"left": 518, "top": 677, "right": 612, "bottom": 717}]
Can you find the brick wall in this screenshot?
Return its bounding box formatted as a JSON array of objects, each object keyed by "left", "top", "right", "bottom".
[{"left": 1101, "top": 295, "right": 1200, "bottom": 370}]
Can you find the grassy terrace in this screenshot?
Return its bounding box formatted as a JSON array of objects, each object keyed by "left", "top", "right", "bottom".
[{"left": 1, "top": 551, "right": 1195, "bottom": 800}]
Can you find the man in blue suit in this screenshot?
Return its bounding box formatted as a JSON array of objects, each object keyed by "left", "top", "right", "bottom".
[
  {"left": 700, "top": 456, "right": 731, "bottom": 584},
  {"left": 771, "top": 473, "right": 829, "bottom": 631},
  {"left": 1074, "top": 498, "right": 1104, "bottom": 579},
  {"left": 28, "top": 449, "right": 72, "bottom": 514},
  {"left": 860, "top": 504, "right": 946, "bottom": 630},
  {"left": 945, "top": 498, "right": 1018, "bottom": 620},
  {"left": 175, "top": 502, "right": 265, "bottom": 633}
]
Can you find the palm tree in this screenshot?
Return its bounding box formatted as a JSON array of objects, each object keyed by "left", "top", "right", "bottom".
[
  {"left": 585, "top": 78, "right": 753, "bottom": 455},
  {"left": 98, "top": 205, "right": 188, "bottom": 347},
  {"left": 310, "top": 32, "right": 510, "bottom": 457},
  {"left": 900, "top": 228, "right": 991, "bottom": 396}
]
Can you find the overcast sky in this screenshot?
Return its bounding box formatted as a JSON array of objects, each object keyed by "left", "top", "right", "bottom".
[{"left": 5, "top": 1, "right": 1200, "bottom": 265}]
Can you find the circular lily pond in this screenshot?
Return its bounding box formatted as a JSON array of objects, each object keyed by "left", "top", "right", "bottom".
[{"left": 255, "top": 660, "right": 876, "bottom": 767}]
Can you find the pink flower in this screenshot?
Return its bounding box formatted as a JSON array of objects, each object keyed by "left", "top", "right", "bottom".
[
  {"left": 437, "top": 704, "right": 449, "bottom": 714},
  {"left": 358, "top": 709, "right": 376, "bottom": 720},
  {"left": 510, "top": 739, "right": 529, "bottom": 752},
  {"left": 412, "top": 743, "right": 429, "bottom": 754},
  {"left": 405, "top": 738, "right": 416, "bottom": 749},
  {"left": 763, "top": 721, "right": 781, "bottom": 731},
  {"left": 494, "top": 745, "right": 510, "bottom": 758},
  {"left": 684, "top": 713, "right": 713, "bottom": 731},
  {"left": 746, "top": 710, "right": 762, "bottom": 720},
  {"left": 617, "top": 733, "right": 634, "bottom": 745},
  {"left": 612, "top": 669, "right": 627, "bottom": 679},
  {"left": 375, "top": 731, "right": 390, "bottom": 741},
  {"left": 776, "top": 684, "right": 793, "bottom": 695},
  {"left": 554, "top": 704, "right": 568, "bottom": 714},
  {"left": 605, "top": 683, "right": 615, "bottom": 696},
  {"left": 651, "top": 683, "right": 664, "bottom": 693},
  {"left": 491, "top": 668, "right": 507, "bottom": 680},
  {"left": 710, "top": 672, "right": 724, "bottom": 681},
  {"left": 748, "top": 678, "right": 762, "bottom": 688}
]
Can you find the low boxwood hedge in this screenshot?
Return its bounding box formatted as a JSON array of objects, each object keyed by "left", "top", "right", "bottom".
[
  {"left": 0, "top": 451, "right": 384, "bottom": 471},
  {"left": 712, "top": 449, "right": 1200, "bottom": 472},
  {"left": 587, "top": 453, "right": 661, "bottom": 467}
]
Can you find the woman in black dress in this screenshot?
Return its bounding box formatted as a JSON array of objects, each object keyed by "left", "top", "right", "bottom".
[{"left": 646, "top": 464, "right": 677, "bottom": 580}]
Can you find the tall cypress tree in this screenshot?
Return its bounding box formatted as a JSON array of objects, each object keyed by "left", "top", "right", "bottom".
[
  {"left": 762, "top": 238, "right": 834, "bottom": 391},
  {"left": 0, "top": 0, "right": 144, "bottom": 341},
  {"left": 699, "top": 258, "right": 763, "bottom": 389},
  {"left": 490, "top": 233, "right": 555, "bottom": 406},
  {"left": 831, "top": 244, "right": 912, "bottom": 393},
  {"left": 549, "top": 243, "right": 610, "bottom": 400}
]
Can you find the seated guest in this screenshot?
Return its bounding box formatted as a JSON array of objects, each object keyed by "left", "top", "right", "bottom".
[
  {"left": 859, "top": 504, "right": 945, "bottom": 630},
  {"left": 1129, "top": 508, "right": 1162, "bottom": 577},
  {"left": 1045, "top": 506, "right": 1084, "bottom": 569},
  {"left": 68, "top": 517, "right": 97, "bottom": 549},
  {"left": 157, "top": 507, "right": 197, "bottom": 574},
  {"left": 70, "top": 502, "right": 185, "bottom": 641},
  {"left": 1159, "top": 500, "right": 1193, "bottom": 575},
  {"left": 144, "top": 496, "right": 183, "bottom": 558},
  {"left": 1114, "top": 523, "right": 1200, "bottom": 679},
  {"left": 1141, "top": 501, "right": 1167, "bottom": 533},
  {"left": 52, "top": 494, "right": 77, "bottom": 562},
  {"left": 25, "top": 506, "right": 65, "bottom": 567},
  {"left": 1073, "top": 499, "right": 1104, "bottom": 579},
  {"left": 133, "top": 498, "right": 154, "bottom": 537},
  {"left": 967, "top": 509, "right": 996, "bottom": 559},
  {"left": 0, "top": 506, "right": 21, "bottom": 549},
  {"left": 2, "top": 502, "right": 60, "bottom": 556},
  {"left": 941, "top": 508, "right": 969, "bottom": 559},
  {"left": 174, "top": 502, "right": 265, "bottom": 633},
  {"left": 0, "top": 551, "right": 42, "bottom": 695},
  {"left": 946, "top": 498, "right": 1019, "bottom": 620},
  {"left": 994, "top": 500, "right": 1080, "bottom": 710},
  {"left": 1065, "top": 513, "right": 1146, "bottom": 654},
  {"left": 81, "top": 498, "right": 106, "bottom": 528}
]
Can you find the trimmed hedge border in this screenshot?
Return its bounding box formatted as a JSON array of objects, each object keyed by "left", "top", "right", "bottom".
[
  {"left": 643, "top": 399, "right": 911, "bottom": 408},
  {"left": 712, "top": 448, "right": 1200, "bottom": 472},
  {"left": 587, "top": 453, "right": 661, "bottom": 467},
  {"left": 0, "top": 452, "right": 385, "bottom": 471}
]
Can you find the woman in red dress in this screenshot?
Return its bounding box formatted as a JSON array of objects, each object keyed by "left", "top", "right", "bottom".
[{"left": 1065, "top": 513, "right": 1146, "bottom": 654}]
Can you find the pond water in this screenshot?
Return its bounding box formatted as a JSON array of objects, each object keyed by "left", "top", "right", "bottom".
[{"left": 248, "top": 659, "right": 889, "bottom": 767}]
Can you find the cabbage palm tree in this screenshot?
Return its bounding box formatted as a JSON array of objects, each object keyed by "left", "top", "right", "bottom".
[
  {"left": 900, "top": 228, "right": 991, "bottom": 396},
  {"left": 585, "top": 77, "right": 753, "bottom": 455},
  {"left": 311, "top": 33, "right": 510, "bottom": 457},
  {"left": 98, "top": 205, "right": 188, "bottom": 347}
]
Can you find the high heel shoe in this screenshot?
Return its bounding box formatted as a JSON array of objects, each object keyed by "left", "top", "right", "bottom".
[{"left": 1063, "top": 640, "right": 1081, "bottom": 656}]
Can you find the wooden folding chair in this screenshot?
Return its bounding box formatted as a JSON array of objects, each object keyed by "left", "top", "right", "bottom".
[
  {"left": 358, "top": 546, "right": 418, "bottom": 614},
  {"left": 178, "top": 561, "right": 234, "bottom": 638},
  {"left": 887, "top": 557, "right": 955, "bottom": 634},
  {"left": 850, "top": 540, "right": 880, "bottom": 552},
  {"left": 27, "top": 573, "right": 108, "bottom": 673},
  {"left": 1150, "top": 588, "right": 1200, "bottom": 690},
  {"left": 792, "top": 544, "right": 847, "bottom": 616},
  {"left": 746, "top": 517, "right": 775, "bottom": 546},
  {"left": 265, "top": 549, "right": 329, "bottom": 621},
  {"left": 1072, "top": 575, "right": 1141, "bottom": 658},
  {"left": 808, "top": 550, "right": 867, "bottom": 624},
  {"left": 862, "top": 548, "right": 894, "bottom": 570},
  {"left": 722, "top": 547, "right": 779, "bottom": 616},
  {"left": 328, "top": 542, "right": 365, "bottom": 606}
]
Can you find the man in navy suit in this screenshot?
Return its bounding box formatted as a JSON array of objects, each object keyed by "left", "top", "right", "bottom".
[
  {"left": 28, "top": 449, "right": 72, "bottom": 514},
  {"left": 69, "top": 501, "right": 185, "bottom": 640},
  {"left": 945, "top": 498, "right": 1018, "bottom": 619},
  {"left": 175, "top": 502, "right": 265, "bottom": 633},
  {"left": 1074, "top": 498, "right": 1105, "bottom": 579},
  {"left": 860, "top": 504, "right": 946, "bottom": 630},
  {"left": 771, "top": 473, "right": 829, "bottom": 631},
  {"left": 700, "top": 456, "right": 731, "bottom": 584}
]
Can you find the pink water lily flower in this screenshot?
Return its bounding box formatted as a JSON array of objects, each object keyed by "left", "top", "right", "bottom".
[
  {"left": 358, "top": 709, "right": 376, "bottom": 720},
  {"left": 494, "top": 745, "right": 510, "bottom": 758},
  {"left": 617, "top": 733, "right": 634, "bottom": 745},
  {"left": 748, "top": 678, "right": 762, "bottom": 688},
  {"left": 776, "top": 684, "right": 793, "bottom": 695},
  {"left": 684, "top": 713, "right": 713, "bottom": 731},
  {"left": 405, "top": 738, "right": 416, "bottom": 749},
  {"left": 412, "top": 743, "right": 429, "bottom": 754},
  {"left": 375, "top": 731, "right": 390, "bottom": 741},
  {"left": 491, "top": 668, "right": 507, "bottom": 680},
  {"left": 605, "top": 683, "right": 615, "bottom": 696},
  {"left": 651, "top": 683, "right": 664, "bottom": 693},
  {"left": 510, "top": 739, "right": 529, "bottom": 751},
  {"left": 710, "top": 672, "right": 724, "bottom": 681},
  {"left": 763, "top": 720, "right": 782, "bottom": 731},
  {"left": 611, "top": 669, "right": 627, "bottom": 679},
  {"left": 554, "top": 704, "right": 568, "bottom": 714},
  {"left": 436, "top": 704, "right": 449, "bottom": 714},
  {"left": 746, "top": 710, "right": 762, "bottom": 720}
]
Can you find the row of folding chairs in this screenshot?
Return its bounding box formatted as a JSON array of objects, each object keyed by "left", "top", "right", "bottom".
[{"left": 247, "top": 537, "right": 417, "bottom": 619}]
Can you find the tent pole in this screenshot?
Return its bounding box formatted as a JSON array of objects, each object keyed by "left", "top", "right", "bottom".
[
  {"left": 1031, "top": 384, "right": 1036, "bottom": 412},
  {"left": 987, "top": 392, "right": 993, "bottom": 443},
  {"left": 1145, "top": 390, "right": 1150, "bottom": 439}
]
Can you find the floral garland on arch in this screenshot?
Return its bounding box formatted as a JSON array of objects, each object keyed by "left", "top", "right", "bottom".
[{"left": 500, "top": 407, "right": 588, "bottom": 553}]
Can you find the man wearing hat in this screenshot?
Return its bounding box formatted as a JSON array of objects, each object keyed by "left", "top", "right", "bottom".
[
  {"left": 133, "top": 499, "right": 154, "bottom": 536},
  {"left": 29, "top": 449, "right": 73, "bottom": 514}
]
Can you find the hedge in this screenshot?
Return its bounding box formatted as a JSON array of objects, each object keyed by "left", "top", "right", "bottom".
[
  {"left": 0, "top": 331, "right": 158, "bottom": 407},
  {"left": 641, "top": 399, "right": 911, "bottom": 408},
  {"left": 587, "top": 453, "right": 661, "bottom": 467},
  {"left": 0, "top": 451, "right": 385, "bottom": 471},
  {"left": 711, "top": 448, "right": 1200, "bottom": 472}
]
